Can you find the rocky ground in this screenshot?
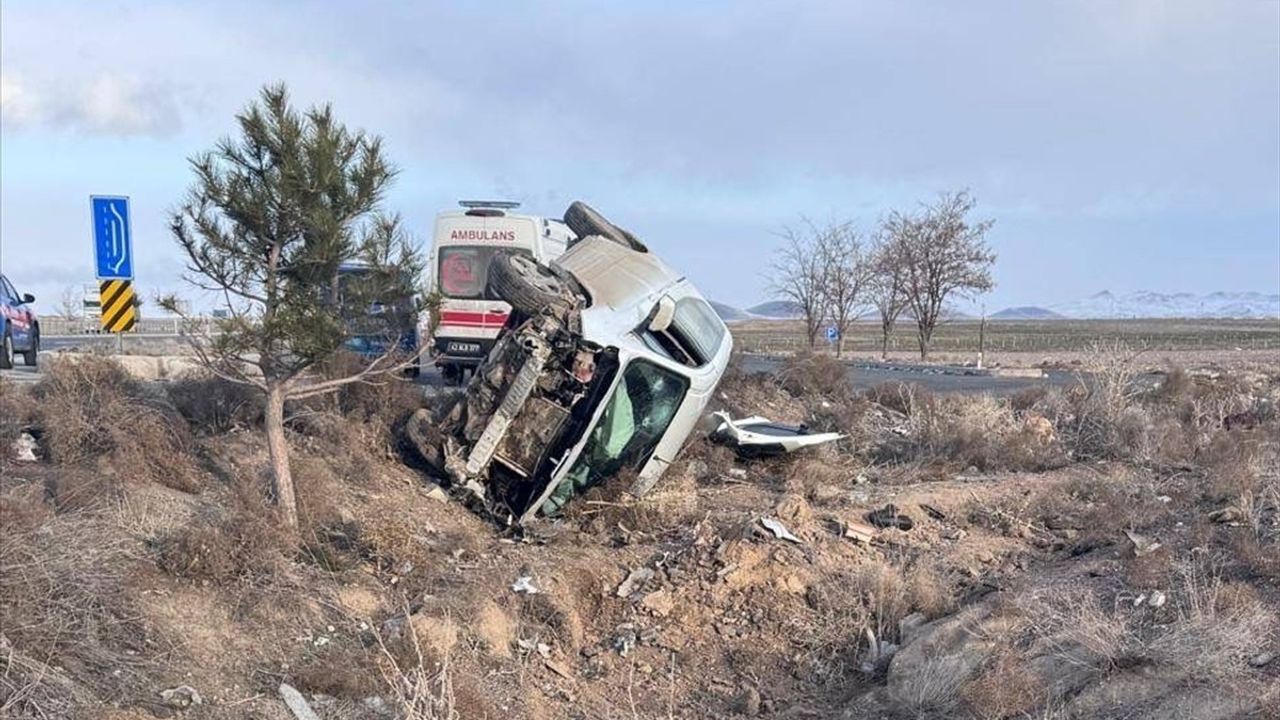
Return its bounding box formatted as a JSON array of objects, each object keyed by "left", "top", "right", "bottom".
[{"left": 1, "top": 352, "right": 1277, "bottom": 719}]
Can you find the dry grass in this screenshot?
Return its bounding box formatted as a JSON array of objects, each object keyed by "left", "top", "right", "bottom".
[
  {"left": 374, "top": 607, "right": 459, "bottom": 720},
  {"left": 961, "top": 649, "right": 1045, "bottom": 720},
  {"left": 863, "top": 383, "right": 1067, "bottom": 471},
  {"left": 0, "top": 376, "right": 37, "bottom": 445},
  {"left": 0, "top": 499, "right": 157, "bottom": 716},
  {"left": 1024, "top": 553, "right": 1276, "bottom": 684},
  {"left": 168, "top": 372, "right": 260, "bottom": 434},
  {"left": 33, "top": 356, "right": 200, "bottom": 492},
  {"left": 777, "top": 351, "right": 852, "bottom": 401}
]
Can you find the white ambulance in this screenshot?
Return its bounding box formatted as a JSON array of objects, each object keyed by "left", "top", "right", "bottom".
[{"left": 425, "top": 201, "right": 574, "bottom": 381}]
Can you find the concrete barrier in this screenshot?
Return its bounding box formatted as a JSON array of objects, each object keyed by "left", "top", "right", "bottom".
[{"left": 49, "top": 352, "right": 206, "bottom": 381}]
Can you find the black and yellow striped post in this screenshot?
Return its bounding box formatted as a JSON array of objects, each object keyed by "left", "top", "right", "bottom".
[{"left": 99, "top": 279, "right": 137, "bottom": 333}]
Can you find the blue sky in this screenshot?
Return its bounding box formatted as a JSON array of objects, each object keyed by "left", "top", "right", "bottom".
[{"left": 2, "top": 0, "right": 1277, "bottom": 313}]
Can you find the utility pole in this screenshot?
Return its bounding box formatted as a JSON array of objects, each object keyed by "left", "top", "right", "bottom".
[{"left": 977, "top": 303, "right": 986, "bottom": 369}]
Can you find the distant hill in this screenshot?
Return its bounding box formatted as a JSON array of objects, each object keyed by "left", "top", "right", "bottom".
[
  {"left": 708, "top": 300, "right": 750, "bottom": 322},
  {"left": 746, "top": 300, "right": 804, "bottom": 319},
  {"left": 1050, "top": 290, "right": 1280, "bottom": 319},
  {"left": 991, "top": 306, "right": 1065, "bottom": 320}
]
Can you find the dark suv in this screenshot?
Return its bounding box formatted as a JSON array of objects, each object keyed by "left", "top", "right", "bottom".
[{"left": 0, "top": 273, "right": 38, "bottom": 368}]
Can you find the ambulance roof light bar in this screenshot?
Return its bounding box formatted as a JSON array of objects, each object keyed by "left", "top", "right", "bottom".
[{"left": 458, "top": 200, "right": 521, "bottom": 210}]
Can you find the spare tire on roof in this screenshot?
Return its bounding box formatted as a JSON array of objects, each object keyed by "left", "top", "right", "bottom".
[
  {"left": 564, "top": 201, "right": 648, "bottom": 253},
  {"left": 487, "top": 251, "right": 569, "bottom": 316}
]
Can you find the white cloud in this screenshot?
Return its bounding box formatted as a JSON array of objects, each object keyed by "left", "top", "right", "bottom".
[
  {"left": 0, "top": 72, "right": 42, "bottom": 127},
  {"left": 1, "top": 70, "right": 188, "bottom": 137}
]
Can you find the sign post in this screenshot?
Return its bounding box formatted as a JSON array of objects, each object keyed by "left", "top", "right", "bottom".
[{"left": 91, "top": 196, "right": 137, "bottom": 349}]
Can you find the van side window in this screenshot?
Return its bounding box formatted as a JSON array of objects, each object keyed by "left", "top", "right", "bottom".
[{"left": 638, "top": 297, "right": 726, "bottom": 367}]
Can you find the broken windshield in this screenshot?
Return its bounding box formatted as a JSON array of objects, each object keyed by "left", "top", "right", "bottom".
[{"left": 540, "top": 359, "right": 689, "bottom": 514}]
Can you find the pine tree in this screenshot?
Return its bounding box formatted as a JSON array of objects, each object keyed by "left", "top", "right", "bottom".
[{"left": 165, "top": 83, "right": 421, "bottom": 529}]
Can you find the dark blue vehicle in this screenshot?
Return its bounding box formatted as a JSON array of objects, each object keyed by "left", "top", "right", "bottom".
[
  {"left": 0, "top": 273, "right": 39, "bottom": 369},
  {"left": 336, "top": 262, "right": 421, "bottom": 374}
]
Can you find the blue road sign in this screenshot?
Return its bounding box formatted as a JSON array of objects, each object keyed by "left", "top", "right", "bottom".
[
  {"left": 91, "top": 195, "right": 134, "bottom": 280},
  {"left": 826, "top": 326, "right": 839, "bottom": 342}
]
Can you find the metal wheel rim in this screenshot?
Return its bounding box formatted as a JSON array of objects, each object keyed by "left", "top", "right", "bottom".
[{"left": 511, "top": 255, "right": 563, "bottom": 296}]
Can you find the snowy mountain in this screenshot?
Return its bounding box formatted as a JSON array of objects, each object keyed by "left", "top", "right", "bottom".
[{"left": 1049, "top": 291, "right": 1280, "bottom": 319}]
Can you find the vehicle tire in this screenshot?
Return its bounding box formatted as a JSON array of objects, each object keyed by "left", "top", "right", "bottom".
[
  {"left": 0, "top": 331, "right": 12, "bottom": 370},
  {"left": 21, "top": 329, "right": 37, "bottom": 367},
  {"left": 563, "top": 201, "right": 648, "bottom": 253},
  {"left": 487, "top": 251, "right": 568, "bottom": 316},
  {"left": 441, "top": 363, "right": 462, "bottom": 386}
]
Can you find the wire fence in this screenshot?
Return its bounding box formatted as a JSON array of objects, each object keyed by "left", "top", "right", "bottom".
[{"left": 730, "top": 319, "right": 1280, "bottom": 355}]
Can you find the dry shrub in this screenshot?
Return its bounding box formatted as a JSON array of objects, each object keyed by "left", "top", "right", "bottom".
[
  {"left": 906, "top": 563, "right": 956, "bottom": 620},
  {"left": 1199, "top": 429, "right": 1267, "bottom": 501},
  {"left": 361, "top": 510, "right": 437, "bottom": 574},
  {"left": 873, "top": 390, "right": 1066, "bottom": 471},
  {"left": 850, "top": 560, "right": 955, "bottom": 641},
  {"left": 0, "top": 502, "right": 153, "bottom": 713},
  {"left": 1151, "top": 558, "right": 1277, "bottom": 682},
  {"left": 0, "top": 376, "right": 37, "bottom": 444},
  {"left": 291, "top": 643, "right": 382, "bottom": 698},
  {"left": 1027, "top": 554, "right": 1276, "bottom": 685},
  {"left": 1008, "top": 386, "right": 1049, "bottom": 413},
  {"left": 153, "top": 486, "right": 288, "bottom": 583},
  {"left": 864, "top": 381, "right": 926, "bottom": 418},
  {"left": 323, "top": 352, "right": 425, "bottom": 446},
  {"left": 778, "top": 351, "right": 852, "bottom": 400},
  {"left": 168, "top": 372, "right": 260, "bottom": 434},
  {"left": 961, "top": 649, "right": 1044, "bottom": 720},
  {"left": 33, "top": 357, "right": 200, "bottom": 493},
  {"left": 1033, "top": 341, "right": 1149, "bottom": 461},
  {"left": 796, "top": 571, "right": 871, "bottom": 685}
]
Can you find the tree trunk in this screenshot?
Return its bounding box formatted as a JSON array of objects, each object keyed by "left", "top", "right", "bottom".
[
  {"left": 881, "top": 322, "right": 890, "bottom": 360},
  {"left": 264, "top": 384, "right": 298, "bottom": 529},
  {"left": 917, "top": 321, "right": 931, "bottom": 360}
]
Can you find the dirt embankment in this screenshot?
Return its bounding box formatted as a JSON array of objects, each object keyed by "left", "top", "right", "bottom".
[{"left": 1, "top": 353, "right": 1277, "bottom": 719}]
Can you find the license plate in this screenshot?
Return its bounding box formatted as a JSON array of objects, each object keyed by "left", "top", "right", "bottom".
[{"left": 448, "top": 341, "right": 481, "bottom": 354}]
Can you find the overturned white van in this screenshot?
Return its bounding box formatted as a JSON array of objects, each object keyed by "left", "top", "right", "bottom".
[{"left": 407, "top": 202, "right": 732, "bottom": 524}]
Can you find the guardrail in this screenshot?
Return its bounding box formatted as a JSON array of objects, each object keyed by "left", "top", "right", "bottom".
[{"left": 41, "top": 317, "right": 197, "bottom": 336}]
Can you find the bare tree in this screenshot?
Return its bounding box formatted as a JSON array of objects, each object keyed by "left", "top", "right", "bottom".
[
  {"left": 162, "top": 84, "right": 422, "bottom": 530},
  {"left": 769, "top": 223, "right": 826, "bottom": 350},
  {"left": 867, "top": 228, "right": 910, "bottom": 359},
  {"left": 816, "top": 220, "right": 871, "bottom": 357},
  {"left": 897, "top": 190, "right": 996, "bottom": 359},
  {"left": 57, "top": 287, "right": 81, "bottom": 322}
]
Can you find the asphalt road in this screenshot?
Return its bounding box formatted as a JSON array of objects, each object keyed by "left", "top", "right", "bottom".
[
  {"left": 3, "top": 336, "right": 1078, "bottom": 395},
  {"left": 738, "top": 353, "right": 1078, "bottom": 395}
]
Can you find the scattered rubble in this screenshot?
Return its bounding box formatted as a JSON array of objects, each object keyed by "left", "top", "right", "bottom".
[
  {"left": 1123, "top": 529, "right": 1162, "bottom": 557},
  {"left": 11, "top": 431, "right": 37, "bottom": 462},
  {"left": 279, "top": 683, "right": 321, "bottom": 720},
  {"left": 160, "top": 685, "right": 202, "bottom": 709},
  {"left": 710, "top": 411, "right": 843, "bottom": 458},
  {"left": 866, "top": 504, "right": 914, "bottom": 530},
  {"left": 511, "top": 575, "right": 540, "bottom": 594},
  {"left": 759, "top": 517, "right": 803, "bottom": 543},
  {"left": 616, "top": 567, "right": 655, "bottom": 598}
]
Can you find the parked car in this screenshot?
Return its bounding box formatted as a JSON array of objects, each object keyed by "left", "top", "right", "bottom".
[
  {"left": 336, "top": 261, "right": 421, "bottom": 372},
  {"left": 0, "top": 274, "right": 38, "bottom": 369},
  {"left": 406, "top": 202, "right": 732, "bottom": 524},
  {"left": 424, "top": 201, "right": 575, "bottom": 383}
]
